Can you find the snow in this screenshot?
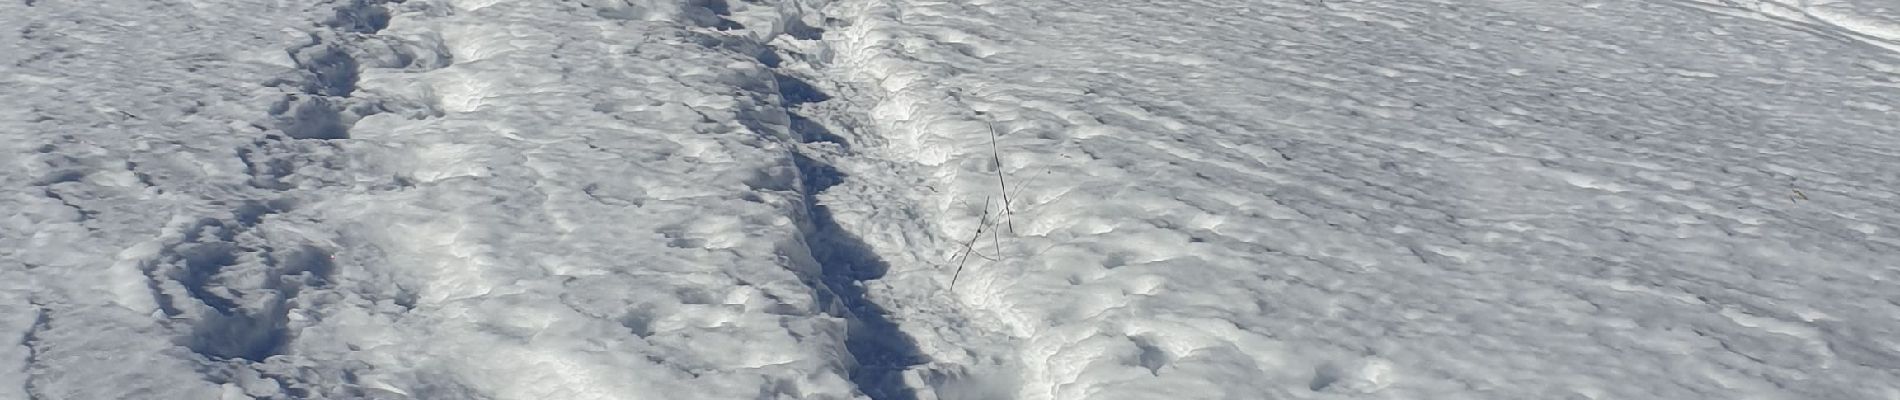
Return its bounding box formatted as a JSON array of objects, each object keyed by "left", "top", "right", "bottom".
[
  {"left": 823, "top": 0, "right": 1900, "bottom": 399},
  {"left": 8, "top": 0, "right": 857, "bottom": 398},
  {"left": 4, "top": 0, "right": 1899, "bottom": 399}
]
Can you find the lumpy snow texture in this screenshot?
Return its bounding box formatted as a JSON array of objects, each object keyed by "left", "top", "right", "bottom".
[
  {"left": 4, "top": 0, "right": 1899, "bottom": 399},
  {"left": 5, "top": 0, "right": 855, "bottom": 398},
  {"left": 823, "top": 0, "right": 1900, "bottom": 399}
]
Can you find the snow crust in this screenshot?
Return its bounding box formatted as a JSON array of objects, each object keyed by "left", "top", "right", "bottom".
[{"left": 5, "top": 0, "right": 1899, "bottom": 398}]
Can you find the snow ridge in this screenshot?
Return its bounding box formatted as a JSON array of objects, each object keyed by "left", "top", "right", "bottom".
[
  {"left": 691, "top": 1, "right": 939, "bottom": 398},
  {"left": 780, "top": 40, "right": 933, "bottom": 400}
]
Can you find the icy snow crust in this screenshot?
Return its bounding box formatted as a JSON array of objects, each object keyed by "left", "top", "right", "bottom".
[{"left": 3, "top": 0, "right": 1899, "bottom": 399}]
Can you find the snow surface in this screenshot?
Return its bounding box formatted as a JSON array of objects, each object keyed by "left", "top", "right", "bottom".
[{"left": 5, "top": 0, "right": 1900, "bottom": 399}]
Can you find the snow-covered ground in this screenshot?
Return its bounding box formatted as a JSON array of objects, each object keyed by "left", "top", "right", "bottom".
[
  {"left": 5, "top": 0, "right": 1898, "bottom": 399},
  {"left": 7, "top": 0, "right": 858, "bottom": 398},
  {"left": 824, "top": 0, "right": 1900, "bottom": 398}
]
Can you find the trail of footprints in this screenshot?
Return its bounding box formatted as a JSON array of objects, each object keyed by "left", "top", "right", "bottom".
[
  {"left": 130, "top": 0, "right": 934, "bottom": 397},
  {"left": 132, "top": 0, "right": 455, "bottom": 394}
]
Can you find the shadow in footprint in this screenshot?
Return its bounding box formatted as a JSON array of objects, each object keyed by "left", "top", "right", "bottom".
[
  {"left": 795, "top": 153, "right": 928, "bottom": 400},
  {"left": 771, "top": 63, "right": 923, "bottom": 400},
  {"left": 686, "top": 0, "right": 745, "bottom": 30},
  {"left": 790, "top": 113, "right": 849, "bottom": 149},
  {"left": 776, "top": 72, "right": 831, "bottom": 105},
  {"left": 779, "top": 72, "right": 849, "bottom": 148},
  {"left": 325, "top": 0, "right": 392, "bottom": 34}
]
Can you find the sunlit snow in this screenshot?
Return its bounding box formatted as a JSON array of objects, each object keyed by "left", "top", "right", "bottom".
[{"left": 4, "top": 0, "right": 1897, "bottom": 399}]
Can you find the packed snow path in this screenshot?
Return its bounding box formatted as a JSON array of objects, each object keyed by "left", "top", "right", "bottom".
[
  {"left": 3, "top": 0, "right": 1899, "bottom": 399},
  {"left": 820, "top": 0, "right": 1900, "bottom": 399}
]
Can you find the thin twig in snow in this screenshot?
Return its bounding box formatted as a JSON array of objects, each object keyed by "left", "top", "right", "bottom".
[
  {"left": 988, "top": 121, "right": 1015, "bottom": 235},
  {"left": 950, "top": 196, "right": 993, "bottom": 291},
  {"left": 1003, "top": 168, "right": 1047, "bottom": 221}
]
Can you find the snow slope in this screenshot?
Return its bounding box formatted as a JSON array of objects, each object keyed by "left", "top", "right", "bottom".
[{"left": 4, "top": 0, "right": 1899, "bottom": 399}]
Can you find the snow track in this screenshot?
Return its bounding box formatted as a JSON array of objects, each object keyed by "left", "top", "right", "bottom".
[
  {"left": 265, "top": 0, "right": 886, "bottom": 398},
  {"left": 4, "top": 0, "right": 381, "bottom": 396},
  {"left": 4, "top": 0, "right": 914, "bottom": 398}
]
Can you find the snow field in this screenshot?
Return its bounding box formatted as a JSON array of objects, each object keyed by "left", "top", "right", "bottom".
[
  {"left": 5, "top": 0, "right": 1900, "bottom": 398},
  {"left": 819, "top": 0, "right": 1900, "bottom": 399}
]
